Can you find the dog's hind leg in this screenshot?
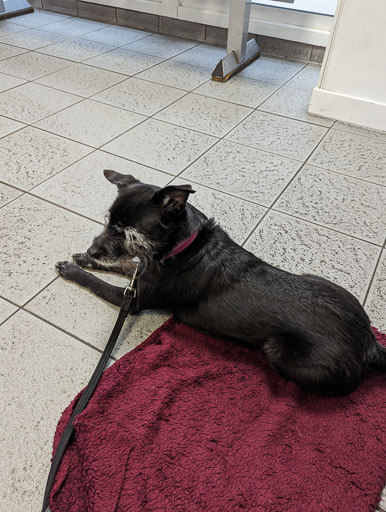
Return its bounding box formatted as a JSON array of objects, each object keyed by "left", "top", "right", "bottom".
[{"left": 56, "top": 261, "right": 127, "bottom": 308}]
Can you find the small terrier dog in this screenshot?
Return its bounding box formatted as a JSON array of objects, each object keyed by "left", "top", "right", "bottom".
[{"left": 56, "top": 170, "right": 386, "bottom": 396}]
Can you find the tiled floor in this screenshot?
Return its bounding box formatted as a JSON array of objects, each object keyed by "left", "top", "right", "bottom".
[{"left": 0, "top": 10, "right": 385, "bottom": 512}]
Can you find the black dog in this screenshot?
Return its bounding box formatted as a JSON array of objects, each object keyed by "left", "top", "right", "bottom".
[{"left": 56, "top": 170, "right": 386, "bottom": 396}]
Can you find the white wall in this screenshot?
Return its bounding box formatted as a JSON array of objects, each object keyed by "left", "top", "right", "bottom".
[{"left": 309, "top": 0, "right": 386, "bottom": 131}]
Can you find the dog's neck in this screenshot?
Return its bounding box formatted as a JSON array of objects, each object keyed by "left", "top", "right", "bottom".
[
  {"left": 163, "top": 230, "right": 198, "bottom": 261},
  {"left": 157, "top": 205, "right": 207, "bottom": 263}
]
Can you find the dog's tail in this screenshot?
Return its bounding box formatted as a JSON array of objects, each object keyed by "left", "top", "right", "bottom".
[{"left": 368, "top": 342, "right": 386, "bottom": 372}]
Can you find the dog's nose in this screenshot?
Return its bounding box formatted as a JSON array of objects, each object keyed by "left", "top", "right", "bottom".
[{"left": 87, "top": 246, "right": 102, "bottom": 259}]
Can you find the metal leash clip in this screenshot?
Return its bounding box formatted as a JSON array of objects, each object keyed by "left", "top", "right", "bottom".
[{"left": 124, "top": 257, "right": 140, "bottom": 297}]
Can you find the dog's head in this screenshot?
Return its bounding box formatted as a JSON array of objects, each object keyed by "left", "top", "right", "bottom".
[{"left": 87, "top": 170, "right": 196, "bottom": 266}]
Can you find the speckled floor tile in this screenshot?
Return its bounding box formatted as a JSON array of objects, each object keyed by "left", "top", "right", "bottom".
[
  {"left": 39, "top": 17, "right": 106, "bottom": 37},
  {"left": 0, "top": 72, "right": 26, "bottom": 92},
  {"left": 92, "top": 77, "right": 186, "bottom": 116},
  {"left": 36, "top": 63, "right": 126, "bottom": 97},
  {"left": 0, "top": 310, "right": 101, "bottom": 511},
  {"left": 6, "top": 10, "right": 70, "bottom": 28},
  {"left": 103, "top": 118, "right": 218, "bottom": 174},
  {"left": 32, "top": 150, "right": 172, "bottom": 222},
  {"left": 226, "top": 110, "right": 327, "bottom": 161},
  {"left": 379, "top": 486, "right": 386, "bottom": 509},
  {"left": 0, "top": 297, "right": 18, "bottom": 323},
  {"left": 333, "top": 121, "right": 386, "bottom": 143},
  {"left": 0, "top": 194, "right": 101, "bottom": 304},
  {"left": 0, "top": 28, "right": 68, "bottom": 50},
  {"left": 259, "top": 86, "right": 334, "bottom": 127},
  {"left": 309, "top": 129, "right": 386, "bottom": 185},
  {"left": 365, "top": 250, "right": 386, "bottom": 332},
  {"left": 195, "top": 76, "right": 279, "bottom": 108},
  {"left": 172, "top": 43, "right": 225, "bottom": 69},
  {"left": 135, "top": 60, "right": 210, "bottom": 91},
  {"left": 286, "top": 63, "right": 321, "bottom": 91},
  {"left": 0, "top": 82, "right": 80, "bottom": 123},
  {"left": 239, "top": 56, "right": 305, "bottom": 84},
  {"left": 0, "top": 183, "right": 23, "bottom": 208},
  {"left": 27, "top": 277, "right": 170, "bottom": 357},
  {"left": 274, "top": 165, "right": 386, "bottom": 244},
  {"left": 0, "top": 42, "right": 27, "bottom": 60},
  {"left": 0, "top": 21, "right": 29, "bottom": 36},
  {"left": 38, "top": 37, "right": 115, "bottom": 62},
  {"left": 155, "top": 93, "right": 252, "bottom": 137},
  {"left": 170, "top": 178, "right": 267, "bottom": 244},
  {"left": 0, "top": 115, "right": 25, "bottom": 137},
  {"left": 1, "top": 126, "right": 91, "bottom": 190},
  {"left": 35, "top": 99, "right": 145, "bottom": 147},
  {"left": 84, "top": 47, "right": 163, "bottom": 75},
  {"left": 0, "top": 51, "right": 72, "bottom": 80},
  {"left": 124, "top": 34, "right": 198, "bottom": 58},
  {"left": 80, "top": 25, "right": 150, "bottom": 46},
  {"left": 244, "top": 210, "right": 381, "bottom": 302},
  {"left": 181, "top": 140, "right": 301, "bottom": 206}
]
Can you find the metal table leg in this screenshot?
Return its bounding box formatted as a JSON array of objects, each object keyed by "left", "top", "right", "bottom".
[{"left": 211, "top": 0, "right": 260, "bottom": 82}]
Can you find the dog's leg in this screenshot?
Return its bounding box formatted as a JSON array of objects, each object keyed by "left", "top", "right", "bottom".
[
  {"left": 56, "top": 261, "right": 127, "bottom": 308},
  {"left": 72, "top": 253, "right": 134, "bottom": 276}
]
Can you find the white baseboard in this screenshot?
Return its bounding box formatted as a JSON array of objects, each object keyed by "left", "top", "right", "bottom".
[{"left": 309, "top": 87, "right": 386, "bottom": 132}]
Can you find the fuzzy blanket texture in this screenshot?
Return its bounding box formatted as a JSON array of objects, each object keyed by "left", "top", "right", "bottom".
[{"left": 50, "top": 319, "right": 386, "bottom": 512}]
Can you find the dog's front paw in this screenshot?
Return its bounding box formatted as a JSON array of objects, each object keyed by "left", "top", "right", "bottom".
[
  {"left": 72, "top": 252, "right": 94, "bottom": 268},
  {"left": 55, "top": 261, "right": 83, "bottom": 281}
]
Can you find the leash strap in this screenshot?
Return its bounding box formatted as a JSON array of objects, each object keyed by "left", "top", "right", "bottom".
[{"left": 41, "top": 263, "right": 139, "bottom": 512}]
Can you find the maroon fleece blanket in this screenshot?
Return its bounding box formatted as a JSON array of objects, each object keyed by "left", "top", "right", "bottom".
[{"left": 50, "top": 319, "right": 386, "bottom": 512}]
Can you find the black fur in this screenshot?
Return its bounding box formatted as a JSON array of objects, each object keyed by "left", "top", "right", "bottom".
[{"left": 56, "top": 171, "right": 386, "bottom": 396}]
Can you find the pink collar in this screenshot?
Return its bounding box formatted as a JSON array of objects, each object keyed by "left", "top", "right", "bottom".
[{"left": 163, "top": 231, "right": 198, "bottom": 260}]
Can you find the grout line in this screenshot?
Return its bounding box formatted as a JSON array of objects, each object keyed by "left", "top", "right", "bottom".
[
  {"left": 268, "top": 127, "right": 332, "bottom": 209},
  {"left": 110, "top": 35, "right": 202, "bottom": 60},
  {"left": 362, "top": 246, "right": 384, "bottom": 308},
  {"left": 0, "top": 185, "right": 27, "bottom": 209},
  {"left": 240, "top": 122, "right": 332, "bottom": 246},
  {"left": 21, "top": 307, "right": 109, "bottom": 356},
  {"left": 269, "top": 208, "right": 384, "bottom": 248},
  {"left": 255, "top": 105, "right": 333, "bottom": 128},
  {"left": 26, "top": 191, "right": 105, "bottom": 225},
  {"left": 300, "top": 161, "right": 386, "bottom": 189},
  {"left": 331, "top": 124, "right": 386, "bottom": 143},
  {"left": 0, "top": 295, "right": 19, "bottom": 307},
  {"left": 20, "top": 275, "right": 62, "bottom": 307},
  {"left": 0, "top": 295, "right": 21, "bottom": 327},
  {"left": 0, "top": 307, "right": 20, "bottom": 327},
  {"left": 0, "top": 122, "right": 27, "bottom": 140},
  {"left": 240, "top": 208, "right": 271, "bottom": 247},
  {"left": 0, "top": 46, "right": 31, "bottom": 62},
  {"left": 163, "top": 175, "right": 271, "bottom": 208},
  {"left": 33, "top": 64, "right": 130, "bottom": 96},
  {"left": 0, "top": 32, "right": 73, "bottom": 53},
  {"left": 0, "top": 76, "right": 31, "bottom": 94}
]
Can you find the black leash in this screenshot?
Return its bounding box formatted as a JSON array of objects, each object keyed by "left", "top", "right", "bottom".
[{"left": 41, "top": 260, "right": 140, "bottom": 512}]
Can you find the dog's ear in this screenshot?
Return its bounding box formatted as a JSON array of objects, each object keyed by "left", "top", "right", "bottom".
[
  {"left": 153, "top": 185, "right": 195, "bottom": 213},
  {"left": 103, "top": 169, "right": 139, "bottom": 187}
]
